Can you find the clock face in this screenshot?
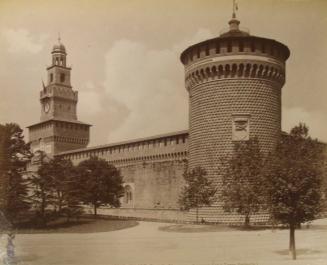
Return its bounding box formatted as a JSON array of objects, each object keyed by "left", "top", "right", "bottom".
[{"left": 44, "top": 102, "right": 50, "bottom": 113}]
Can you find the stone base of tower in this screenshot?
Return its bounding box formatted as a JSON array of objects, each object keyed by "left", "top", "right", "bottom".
[
  {"left": 84, "top": 207, "right": 189, "bottom": 223},
  {"left": 186, "top": 205, "right": 270, "bottom": 225},
  {"left": 83, "top": 206, "right": 270, "bottom": 225}
]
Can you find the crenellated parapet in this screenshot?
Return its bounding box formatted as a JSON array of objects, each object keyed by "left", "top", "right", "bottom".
[
  {"left": 40, "top": 85, "right": 78, "bottom": 102},
  {"left": 58, "top": 130, "right": 189, "bottom": 167},
  {"left": 181, "top": 34, "right": 289, "bottom": 91},
  {"left": 180, "top": 29, "right": 289, "bottom": 66}
]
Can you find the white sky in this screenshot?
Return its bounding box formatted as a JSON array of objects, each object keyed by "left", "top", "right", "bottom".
[{"left": 0, "top": 0, "right": 326, "bottom": 146}]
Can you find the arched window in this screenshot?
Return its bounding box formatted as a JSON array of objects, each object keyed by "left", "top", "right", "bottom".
[
  {"left": 50, "top": 73, "right": 53, "bottom": 83},
  {"left": 124, "top": 185, "right": 133, "bottom": 204}
]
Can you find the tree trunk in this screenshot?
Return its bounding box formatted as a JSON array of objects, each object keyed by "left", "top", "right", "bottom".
[
  {"left": 289, "top": 223, "right": 296, "bottom": 260},
  {"left": 40, "top": 192, "right": 46, "bottom": 227},
  {"left": 244, "top": 213, "right": 250, "bottom": 228},
  {"left": 94, "top": 204, "right": 97, "bottom": 217},
  {"left": 196, "top": 206, "right": 199, "bottom": 223},
  {"left": 58, "top": 191, "right": 62, "bottom": 212}
]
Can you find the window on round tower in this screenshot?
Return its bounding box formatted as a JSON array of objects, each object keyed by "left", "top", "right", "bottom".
[
  {"left": 216, "top": 42, "right": 220, "bottom": 54},
  {"left": 227, "top": 41, "right": 232, "bottom": 53},
  {"left": 239, "top": 41, "right": 244, "bottom": 52},
  {"left": 251, "top": 42, "right": 255, "bottom": 52},
  {"left": 50, "top": 73, "right": 53, "bottom": 83},
  {"left": 205, "top": 45, "right": 210, "bottom": 56}
]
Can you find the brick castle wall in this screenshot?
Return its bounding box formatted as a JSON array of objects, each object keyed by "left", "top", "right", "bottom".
[{"left": 60, "top": 131, "right": 188, "bottom": 213}]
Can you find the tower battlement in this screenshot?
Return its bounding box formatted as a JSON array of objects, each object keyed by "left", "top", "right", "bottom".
[
  {"left": 181, "top": 16, "right": 289, "bottom": 89},
  {"left": 181, "top": 33, "right": 290, "bottom": 91},
  {"left": 40, "top": 86, "right": 78, "bottom": 102}
]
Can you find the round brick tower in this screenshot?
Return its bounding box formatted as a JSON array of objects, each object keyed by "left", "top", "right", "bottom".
[{"left": 180, "top": 15, "right": 290, "bottom": 222}]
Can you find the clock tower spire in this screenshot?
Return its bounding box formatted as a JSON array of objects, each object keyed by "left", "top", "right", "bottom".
[
  {"left": 28, "top": 39, "right": 91, "bottom": 157},
  {"left": 41, "top": 39, "right": 76, "bottom": 121}
]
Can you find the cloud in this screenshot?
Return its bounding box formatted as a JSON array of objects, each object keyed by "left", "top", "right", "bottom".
[
  {"left": 77, "top": 81, "right": 130, "bottom": 145},
  {"left": 101, "top": 29, "right": 214, "bottom": 143},
  {"left": 1, "top": 28, "right": 48, "bottom": 54},
  {"left": 282, "top": 107, "right": 327, "bottom": 142},
  {"left": 79, "top": 90, "right": 102, "bottom": 116},
  {"left": 103, "top": 43, "right": 179, "bottom": 141},
  {"left": 173, "top": 28, "right": 214, "bottom": 53}
]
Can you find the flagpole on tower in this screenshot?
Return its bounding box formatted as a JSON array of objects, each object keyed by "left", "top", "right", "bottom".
[{"left": 232, "top": 0, "right": 238, "bottom": 19}]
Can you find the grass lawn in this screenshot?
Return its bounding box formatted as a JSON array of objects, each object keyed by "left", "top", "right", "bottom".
[
  {"left": 15, "top": 216, "right": 139, "bottom": 234},
  {"left": 159, "top": 223, "right": 234, "bottom": 233}
]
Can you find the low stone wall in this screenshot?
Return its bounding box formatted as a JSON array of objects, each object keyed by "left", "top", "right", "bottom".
[
  {"left": 85, "top": 207, "right": 189, "bottom": 222},
  {"left": 187, "top": 206, "right": 270, "bottom": 225},
  {"left": 84, "top": 206, "right": 270, "bottom": 225}
]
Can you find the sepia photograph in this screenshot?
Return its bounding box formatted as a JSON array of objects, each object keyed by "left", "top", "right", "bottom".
[{"left": 0, "top": 0, "right": 326, "bottom": 264}]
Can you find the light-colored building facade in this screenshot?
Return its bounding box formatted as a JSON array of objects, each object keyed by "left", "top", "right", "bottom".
[{"left": 28, "top": 15, "right": 290, "bottom": 223}]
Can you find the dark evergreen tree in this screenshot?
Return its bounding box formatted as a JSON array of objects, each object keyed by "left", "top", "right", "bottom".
[
  {"left": 221, "top": 138, "right": 265, "bottom": 227},
  {"left": 264, "top": 123, "right": 324, "bottom": 260},
  {"left": 76, "top": 157, "right": 124, "bottom": 216},
  {"left": 0, "top": 123, "right": 31, "bottom": 225},
  {"left": 179, "top": 166, "right": 216, "bottom": 223}
]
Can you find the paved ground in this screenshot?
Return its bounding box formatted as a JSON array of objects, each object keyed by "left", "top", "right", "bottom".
[{"left": 1, "top": 219, "right": 327, "bottom": 265}]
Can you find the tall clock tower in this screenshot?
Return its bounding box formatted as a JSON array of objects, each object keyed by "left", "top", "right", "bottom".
[{"left": 28, "top": 39, "right": 91, "bottom": 157}]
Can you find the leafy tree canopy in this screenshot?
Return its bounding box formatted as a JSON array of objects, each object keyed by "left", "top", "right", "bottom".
[
  {"left": 221, "top": 137, "right": 265, "bottom": 226},
  {"left": 265, "top": 123, "right": 324, "bottom": 225},
  {"left": 264, "top": 123, "right": 325, "bottom": 260},
  {"left": 76, "top": 157, "right": 124, "bottom": 215},
  {"left": 179, "top": 166, "right": 216, "bottom": 222}
]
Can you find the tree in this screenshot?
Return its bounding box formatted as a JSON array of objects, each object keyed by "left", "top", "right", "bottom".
[
  {"left": 179, "top": 166, "right": 216, "bottom": 223},
  {"left": 29, "top": 154, "right": 85, "bottom": 223},
  {"left": 76, "top": 157, "right": 124, "bottom": 216},
  {"left": 0, "top": 123, "right": 31, "bottom": 224},
  {"left": 28, "top": 151, "right": 55, "bottom": 226},
  {"left": 61, "top": 166, "right": 85, "bottom": 222},
  {"left": 221, "top": 138, "right": 266, "bottom": 227},
  {"left": 264, "top": 123, "right": 324, "bottom": 260},
  {"left": 45, "top": 157, "right": 75, "bottom": 213}
]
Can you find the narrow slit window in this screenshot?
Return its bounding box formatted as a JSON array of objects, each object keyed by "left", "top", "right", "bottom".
[{"left": 60, "top": 73, "right": 65, "bottom": 82}]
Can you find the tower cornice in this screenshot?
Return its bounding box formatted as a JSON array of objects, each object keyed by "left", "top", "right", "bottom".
[
  {"left": 46, "top": 65, "right": 71, "bottom": 71},
  {"left": 180, "top": 35, "right": 290, "bottom": 66}
]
